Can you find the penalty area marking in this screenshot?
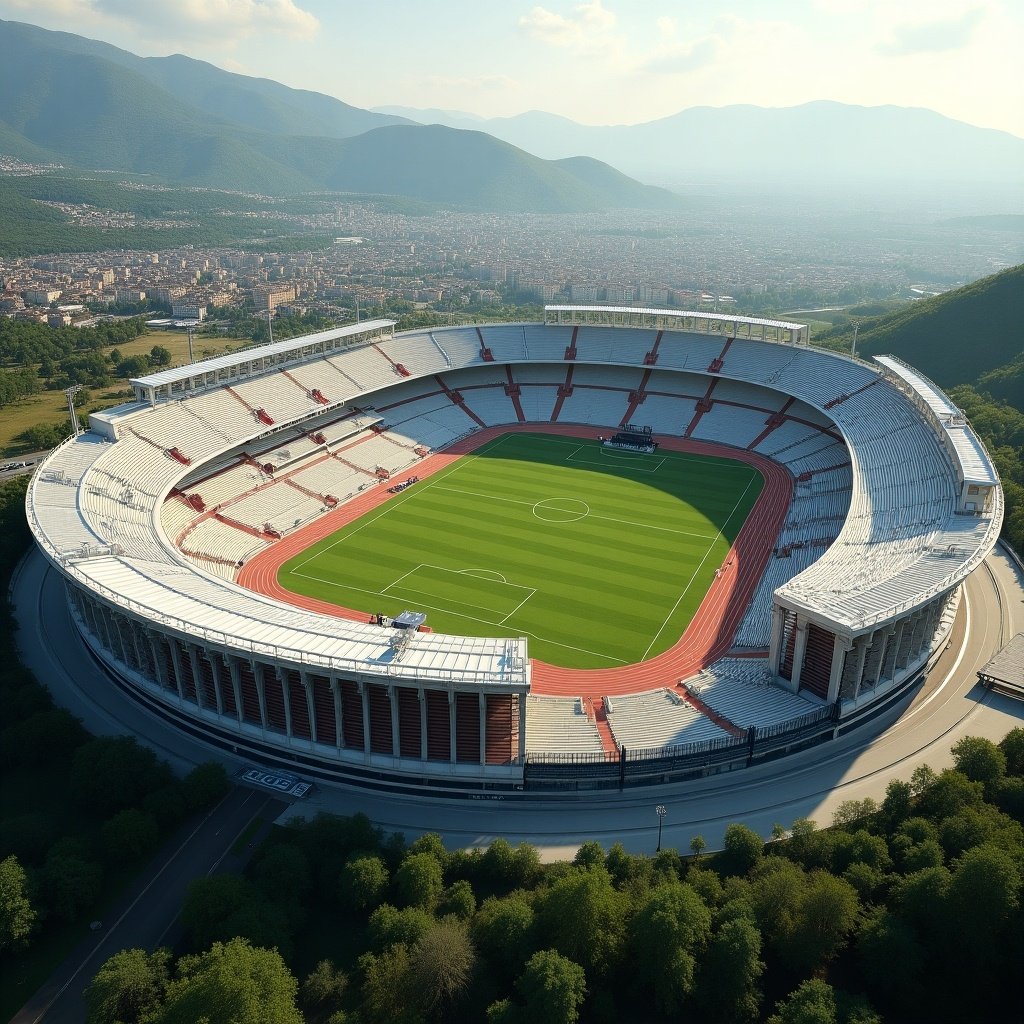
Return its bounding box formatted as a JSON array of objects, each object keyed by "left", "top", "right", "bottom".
[
  {"left": 565, "top": 447, "right": 667, "bottom": 474},
  {"left": 458, "top": 568, "right": 508, "bottom": 583},
  {"left": 532, "top": 497, "right": 591, "bottom": 523}
]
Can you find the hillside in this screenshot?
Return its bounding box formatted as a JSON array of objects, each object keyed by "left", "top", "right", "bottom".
[
  {"left": 827, "top": 265, "right": 1023, "bottom": 387},
  {"left": 0, "top": 20, "right": 676, "bottom": 212},
  {"left": 0, "top": 19, "right": 409, "bottom": 140},
  {"left": 817, "top": 265, "right": 1024, "bottom": 553}
]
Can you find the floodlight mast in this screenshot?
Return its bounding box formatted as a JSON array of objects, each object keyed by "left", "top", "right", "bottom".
[
  {"left": 656, "top": 804, "right": 667, "bottom": 852},
  {"left": 65, "top": 384, "right": 83, "bottom": 437}
]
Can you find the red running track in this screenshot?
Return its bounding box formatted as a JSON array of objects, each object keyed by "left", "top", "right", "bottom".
[{"left": 237, "top": 424, "right": 792, "bottom": 698}]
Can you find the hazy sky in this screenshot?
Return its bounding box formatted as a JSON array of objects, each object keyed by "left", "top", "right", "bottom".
[{"left": 2, "top": 0, "right": 1022, "bottom": 137}]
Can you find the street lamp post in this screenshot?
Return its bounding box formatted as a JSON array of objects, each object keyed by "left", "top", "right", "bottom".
[{"left": 655, "top": 804, "right": 667, "bottom": 852}]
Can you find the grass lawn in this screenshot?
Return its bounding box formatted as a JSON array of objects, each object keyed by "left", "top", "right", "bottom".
[
  {"left": 279, "top": 433, "right": 762, "bottom": 668},
  {"left": 0, "top": 330, "right": 244, "bottom": 457}
]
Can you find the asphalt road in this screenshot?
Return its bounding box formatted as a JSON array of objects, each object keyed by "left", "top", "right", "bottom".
[{"left": 10, "top": 786, "right": 286, "bottom": 1024}]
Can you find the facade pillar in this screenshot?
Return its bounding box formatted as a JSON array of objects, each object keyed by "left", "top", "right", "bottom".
[
  {"left": 276, "top": 666, "right": 293, "bottom": 737},
  {"left": 886, "top": 618, "right": 907, "bottom": 679},
  {"left": 419, "top": 689, "right": 428, "bottom": 761},
  {"left": 209, "top": 653, "right": 226, "bottom": 715},
  {"left": 449, "top": 690, "right": 457, "bottom": 764},
  {"left": 826, "top": 634, "right": 853, "bottom": 704},
  {"left": 330, "top": 679, "right": 343, "bottom": 747},
  {"left": 872, "top": 626, "right": 897, "bottom": 687},
  {"left": 149, "top": 634, "right": 168, "bottom": 690},
  {"left": 790, "top": 618, "right": 809, "bottom": 691},
  {"left": 767, "top": 604, "right": 785, "bottom": 674},
  {"left": 518, "top": 692, "right": 527, "bottom": 764},
  {"left": 168, "top": 640, "right": 185, "bottom": 699},
  {"left": 299, "top": 671, "right": 317, "bottom": 743},
  {"left": 360, "top": 681, "right": 371, "bottom": 754},
  {"left": 226, "top": 659, "right": 243, "bottom": 723},
  {"left": 479, "top": 692, "right": 487, "bottom": 766},
  {"left": 852, "top": 635, "right": 870, "bottom": 698},
  {"left": 389, "top": 686, "right": 400, "bottom": 757},
  {"left": 187, "top": 645, "right": 205, "bottom": 708},
  {"left": 253, "top": 662, "right": 269, "bottom": 729}
]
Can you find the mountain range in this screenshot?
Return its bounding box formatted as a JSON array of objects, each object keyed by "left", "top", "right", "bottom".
[
  {"left": 0, "top": 19, "right": 677, "bottom": 212},
  {"left": 2, "top": 18, "right": 1022, "bottom": 206},
  {"left": 377, "top": 102, "right": 1024, "bottom": 186}
]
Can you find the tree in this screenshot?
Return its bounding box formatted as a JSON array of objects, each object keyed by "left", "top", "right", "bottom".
[
  {"left": 998, "top": 728, "right": 1024, "bottom": 775},
  {"left": 695, "top": 916, "right": 765, "bottom": 1023},
  {"left": 832, "top": 798, "right": 879, "bottom": 830},
  {"left": 340, "top": 855, "right": 389, "bottom": 913},
  {"left": 946, "top": 843, "right": 1021, "bottom": 952},
  {"left": 718, "top": 824, "right": 764, "bottom": 876},
  {"left": 438, "top": 879, "right": 476, "bottom": 919},
  {"left": 181, "top": 874, "right": 257, "bottom": 951},
  {"left": 630, "top": 882, "right": 712, "bottom": 1014},
  {"left": 71, "top": 736, "right": 171, "bottom": 815},
  {"left": 395, "top": 852, "right": 443, "bottom": 910},
  {"left": 409, "top": 918, "right": 476, "bottom": 1015},
  {"left": 299, "top": 960, "right": 348, "bottom": 1024},
  {"left": 0, "top": 854, "right": 36, "bottom": 952},
  {"left": 918, "top": 769, "right": 985, "bottom": 819},
  {"left": 40, "top": 853, "right": 102, "bottom": 922},
  {"left": 181, "top": 762, "right": 230, "bottom": 812},
  {"left": 690, "top": 834, "right": 707, "bottom": 859},
  {"left": 910, "top": 763, "right": 937, "bottom": 796},
  {"left": 368, "top": 903, "right": 434, "bottom": 951},
  {"left": 767, "top": 979, "right": 837, "bottom": 1024},
  {"left": 537, "top": 866, "right": 627, "bottom": 975},
  {"left": 472, "top": 893, "right": 535, "bottom": 979},
  {"left": 407, "top": 832, "right": 448, "bottom": 868},
  {"left": 358, "top": 943, "right": 420, "bottom": 1024},
  {"left": 254, "top": 844, "right": 311, "bottom": 907},
  {"left": 880, "top": 779, "right": 913, "bottom": 826},
  {"left": 572, "top": 841, "right": 604, "bottom": 869},
  {"left": 950, "top": 736, "right": 1007, "bottom": 785},
  {"left": 857, "top": 909, "right": 926, "bottom": 999},
  {"left": 86, "top": 947, "right": 170, "bottom": 1024},
  {"left": 155, "top": 937, "right": 302, "bottom": 1024},
  {"left": 778, "top": 870, "right": 860, "bottom": 973},
  {"left": 101, "top": 809, "right": 159, "bottom": 864},
  {"left": 516, "top": 949, "right": 586, "bottom": 1024},
  {"left": 149, "top": 345, "right": 172, "bottom": 366}
]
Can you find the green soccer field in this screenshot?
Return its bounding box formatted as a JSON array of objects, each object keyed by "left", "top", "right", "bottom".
[{"left": 278, "top": 433, "right": 763, "bottom": 668}]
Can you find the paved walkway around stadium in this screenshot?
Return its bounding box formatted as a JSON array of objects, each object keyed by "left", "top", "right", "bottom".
[
  {"left": 237, "top": 424, "right": 793, "bottom": 695},
  {"left": 13, "top": 544, "right": 1024, "bottom": 864}
]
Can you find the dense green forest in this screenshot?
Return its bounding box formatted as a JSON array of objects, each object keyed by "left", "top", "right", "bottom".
[
  {"left": 815, "top": 264, "right": 1024, "bottom": 553},
  {"left": 72, "top": 727, "right": 1024, "bottom": 1024}
]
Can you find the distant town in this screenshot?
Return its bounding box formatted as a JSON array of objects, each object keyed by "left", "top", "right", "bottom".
[{"left": 2, "top": 179, "right": 1020, "bottom": 335}]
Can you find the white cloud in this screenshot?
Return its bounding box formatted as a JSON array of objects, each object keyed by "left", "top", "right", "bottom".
[
  {"left": 518, "top": 0, "right": 618, "bottom": 52},
  {"left": 878, "top": 8, "right": 984, "bottom": 55},
  {"left": 92, "top": 0, "right": 319, "bottom": 44}
]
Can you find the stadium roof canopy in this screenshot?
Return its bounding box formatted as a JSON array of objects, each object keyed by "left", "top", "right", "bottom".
[
  {"left": 544, "top": 304, "right": 807, "bottom": 333},
  {"left": 875, "top": 355, "right": 998, "bottom": 486},
  {"left": 130, "top": 320, "right": 396, "bottom": 391}
]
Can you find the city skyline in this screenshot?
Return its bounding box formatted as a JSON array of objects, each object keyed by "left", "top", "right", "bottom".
[{"left": 0, "top": 0, "right": 1021, "bottom": 138}]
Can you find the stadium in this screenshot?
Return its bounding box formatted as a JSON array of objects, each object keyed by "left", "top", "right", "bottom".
[{"left": 25, "top": 307, "right": 1003, "bottom": 796}]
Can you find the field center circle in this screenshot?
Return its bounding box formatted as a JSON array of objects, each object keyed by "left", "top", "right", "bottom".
[{"left": 532, "top": 497, "right": 590, "bottom": 523}]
